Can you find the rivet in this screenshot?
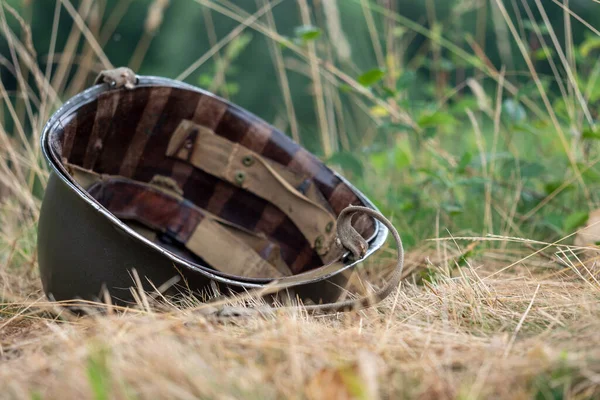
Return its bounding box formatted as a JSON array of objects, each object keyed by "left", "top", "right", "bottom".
[
  {"left": 325, "top": 221, "right": 334, "bottom": 233},
  {"left": 184, "top": 139, "right": 193, "bottom": 149},
  {"left": 315, "top": 235, "right": 324, "bottom": 250},
  {"left": 242, "top": 155, "right": 254, "bottom": 167},
  {"left": 234, "top": 171, "right": 246, "bottom": 185}
]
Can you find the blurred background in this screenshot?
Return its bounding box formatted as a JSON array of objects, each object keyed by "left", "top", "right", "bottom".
[{"left": 1, "top": 0, "right": 600, "bottom": 251}]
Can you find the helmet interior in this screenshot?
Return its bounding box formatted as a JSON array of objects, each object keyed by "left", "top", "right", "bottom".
[{"left": 47, "top": 85, "right": 376, "bottom": 279}]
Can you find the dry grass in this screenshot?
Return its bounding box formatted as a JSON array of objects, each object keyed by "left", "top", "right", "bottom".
[
  {"left": 2, "top": 0, "right": 600, "bottom": 399},
  {"left": 3, "top": 247, "right": 600, "bottom": 399}
]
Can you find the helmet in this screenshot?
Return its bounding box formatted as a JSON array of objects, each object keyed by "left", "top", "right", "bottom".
[{"left": 37, "top": 69, "right": 398, "bottom": 309}]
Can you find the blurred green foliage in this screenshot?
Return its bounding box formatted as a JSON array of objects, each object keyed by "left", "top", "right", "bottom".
[{"left": 2, "top": 0, "right": 597, "bottom": 144}]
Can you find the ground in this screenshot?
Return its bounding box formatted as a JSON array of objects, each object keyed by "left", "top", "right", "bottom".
[{"left": 2, "top": 238, "right": 600, "bottom": 399}]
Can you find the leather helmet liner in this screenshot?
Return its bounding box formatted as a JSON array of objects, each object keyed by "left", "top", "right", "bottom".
[{"left": 38, "top": 75, "right": 387, "bottom": 306}]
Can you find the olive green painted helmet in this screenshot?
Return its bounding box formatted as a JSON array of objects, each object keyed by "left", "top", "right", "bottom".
[{"left": 38, "top": 70, "right": 399, "bottom": 309}]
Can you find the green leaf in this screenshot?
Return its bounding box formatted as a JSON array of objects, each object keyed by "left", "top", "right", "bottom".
[
  {"left": 582, "top": 127, "right": 600, "bottom": 140},
  {"left": 357, "top": 68, "right": 386, "bottom": 87},
  {"left": 580, "top": 36, "right": 600, "bottom": 57},
  {"left": 198, "top": 74, "right": 213, "bottom": 87},
  {"left": 369, "top": 105, "right": 389, "bottom": 117},
  {"left": 534, "top": 47, "right": 555, "bottom": 61},
  {"left": 563, "top": 211, "right": 588, "bottom": 233},
  {"left": 544, "top": 180, "right": 573, "bottom": 195},
  {"left": 224, "top": 82, "right": 240, "bottom": 95},
  {"left": 224, "top": 33, "right": 253, "bottom": 60},
  {"left": 294, "top": 25, "right": 322, "bottom": 42},
  {"left": 392, "top": 26, "right": 406, "bottom": 37},
  {"left": 417, "top": 111, "right": 457, "bottom": 128},
  {"left": 327, "top": 152, "right": 364, "bottom": 178}
]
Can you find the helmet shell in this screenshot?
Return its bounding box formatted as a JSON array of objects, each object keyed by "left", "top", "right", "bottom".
[{"left": 38, "top": 76, "right": 387, "bottom": 305}]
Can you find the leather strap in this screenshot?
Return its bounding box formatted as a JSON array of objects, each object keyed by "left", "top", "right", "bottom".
[
  {"left": 206, "top": 206, "right": 405, "bottom": 314},
  {"left": 166, "top": 120, "right": 337, "bottom": 256},
  {"left": 87, "top": 177, "right": 292, "bottom": 278}
]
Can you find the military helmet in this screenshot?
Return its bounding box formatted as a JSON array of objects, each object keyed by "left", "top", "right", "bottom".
[{"left": 38, "top": 69, "right": 401, "bottom": 310}]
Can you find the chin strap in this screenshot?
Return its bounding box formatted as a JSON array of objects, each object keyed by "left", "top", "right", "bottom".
[
  {"left": 301, "top": 205, "right": 405, "bottom": 312},
  {"left": 206, "top": 205, "right": 405, "bottom": 315}
]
